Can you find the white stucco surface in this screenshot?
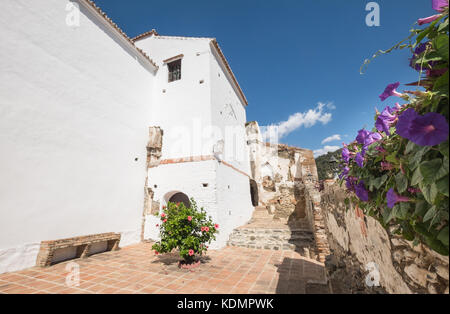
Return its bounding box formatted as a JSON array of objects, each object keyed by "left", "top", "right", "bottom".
[
  {"left": 0, "top": 0, "right": 155, "bottom": 273},
  {"left": 1, "top": 1, "right": 254, "bottom": 273}
]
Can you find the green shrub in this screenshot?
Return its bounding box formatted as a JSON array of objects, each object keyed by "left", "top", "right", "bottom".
[{"left": 151, "top": 199, "right": 219, "bottom": 263}]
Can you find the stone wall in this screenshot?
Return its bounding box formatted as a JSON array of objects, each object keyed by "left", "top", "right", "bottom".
[{"left": 321, "top": 181, "right": 449, "bottom": 294}]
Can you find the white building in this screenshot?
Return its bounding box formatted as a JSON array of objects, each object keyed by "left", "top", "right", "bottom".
[{"left": 0, "top": 0, "right": 254, "bottom": 273}]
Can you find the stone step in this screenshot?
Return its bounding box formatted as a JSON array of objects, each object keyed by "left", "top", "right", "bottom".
[
  {"left": 227, "top": 240, "right": 313, "bottom": 252},
  {"left": 252, "top": 211, "right": 273, "bottom": 218},
  {"left": 254, "top": 206, "right": 267, "bottom": 211},
  {"left": 227, "top": 225, "right": 316, "bottom": 257}
]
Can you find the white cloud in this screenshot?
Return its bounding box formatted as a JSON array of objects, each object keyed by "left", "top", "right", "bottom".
[
  {"left": 313, "top": 145, "right": 340, "bottom": 158},
  {"left": 321, "top": 134, "right": 341, "bottom": 144},
  {"left": 261, "top": 102, "right": 334, "bottom": 140}
]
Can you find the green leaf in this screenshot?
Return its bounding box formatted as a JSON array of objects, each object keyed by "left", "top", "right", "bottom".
[
  {"left": 397, "top": 202, "right": 410, "bottom": 220},
  {"left": 437, "top": 17, "right": 449, "bottom": 32},
  {"left": 386, "top": 152, "right": 398, "bottom": 164},
  {"left": 425, "top": 237, "right": 449, "bottom": 256},
  {"left": 421, "top": 182, "right": 438, "bottom": 204},
  {"left": 395, "top": 172, "right": 408, "bottom": 193},
  {"left": 409, "top": 146, "right": 430, "bottom": 170},
  {"left": 405, "top": 141, "right": 418, "bottom": 154},
  {"left": 415, "top": 200, "right": 429, "bottom": 217},
  {"left": 437, "top": 227, "right": 449, "bottom": 246},
  {"left": 436, "top": 175, "right": 449, "bottom": 196},
  {"left": 420, "top": 158, "right": 447, "bottom": 185},
  {"left": 434, "top": 34, "right": 449, "bottom": 61},
  {"left": 411, "top": 167, "right": 424, "bottom": 186},
  {"left": 423, "top": 205, "right": 436, "bottom": 222},
  {"left": 439, "top": 141, "right": 449, "bottom": 158},
  {"left": 383, "top": 207, "right": 395, "bottom": 224},
  {"left": 434, "top": 71, "right": 449, "bottom": 94}
]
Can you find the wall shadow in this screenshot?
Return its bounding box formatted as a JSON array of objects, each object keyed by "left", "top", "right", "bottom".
[{"left": 275, "top": 257, "right": 329, "bottom": 294}]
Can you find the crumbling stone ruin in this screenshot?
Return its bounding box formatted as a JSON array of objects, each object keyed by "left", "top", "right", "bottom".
[{"left": 321, "top": 180, "right": 449, "bottom": 294}]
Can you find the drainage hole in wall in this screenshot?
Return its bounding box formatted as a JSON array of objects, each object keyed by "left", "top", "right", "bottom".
[
  {"left": 134, "top": 157, "right": 138, "bottom": 161},
  {"left": 202, "top": 183, "right": 208, "bottom": 187},
  {"left": 154, "top": 185, "right": 158, "bottom": 188}
]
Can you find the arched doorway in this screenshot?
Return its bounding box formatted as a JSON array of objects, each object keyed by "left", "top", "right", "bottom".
[
  {"left": 249, "top": 179, "right": 259, "bottom": 206},
  {"left": 167, "top": 192, "right": 190, "bottom": 208}
]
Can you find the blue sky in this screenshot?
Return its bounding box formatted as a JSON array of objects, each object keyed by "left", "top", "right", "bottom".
[{"left": 94, "top": 0, "right": 436, "bottom": 156}]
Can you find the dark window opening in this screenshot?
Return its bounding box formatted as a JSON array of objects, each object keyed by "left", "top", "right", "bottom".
[{"left": 168, "top": 59, "right": 181, "bottom": 82}]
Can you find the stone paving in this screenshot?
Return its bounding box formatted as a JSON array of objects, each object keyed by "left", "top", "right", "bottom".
[{"left": 0, "top": 242, "right": 328, "bottom": 294}]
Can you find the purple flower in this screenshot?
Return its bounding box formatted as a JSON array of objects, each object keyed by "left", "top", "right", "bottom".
[
  {"left": 386, "top": 188, "right": 410, "bottom": 209},
  {"left": 432, "top": 0, "right": 448, "bottom": 12},
  {"left": 408, "top": 187, "right": 421, "bottom": 194},
  {"left": 379, "top": 82, "right": 404, "bottom": 101},
  {"left": 355, "top": 181, "right": 369, "bottom": 202},
  {"left": 427, "top": 68, "right": 448, "bottom": 77},
  {"left": 418, "top": 14, "right": 442, "bottom": 25},
  {"left": 342, "top": 147, "right": 350, "bottom": 163},
  {"left": 376, "top": 145, "right": 387, "bottom": 153},
  {"left": 346, "top": 176, "right": 357, "bottom": 191},
  {"left": 408, "top": 112, "right": 449, "bottom": 146},
  {"left": 356, "top": 129, "right": 382, "bottom": 148},
  {"left": 396, "top": 108, "right": 419, "bottom": 139},
  {"left": 375, "top": 106, "right": 397, "bottom": 135},
  {"left": 397, "top": 109, "right": 449, "bottom": 146},
  {"left": 356, "top": 129, "right": 370, "bottom": 145},
  {"left": 355, "top": 152, "right": 364, "bottom": 168},
  {"left": 409, "top": 43, "right": 430, "bottom": 71},
  {"left": 381, "top": 162, "right": 394, "bottom": 171},
  {"left": 339, "top": 166, "right": 350, "bottom": 179}
]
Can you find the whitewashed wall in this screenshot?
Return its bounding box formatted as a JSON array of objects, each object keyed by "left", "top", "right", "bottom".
[
  {"left": 144, "top": 161, "right": 218, "bottom": 242},
  {"left": 0, "top": 0, "right": 154, "bottom": 273},
  {"left": 215, "top": 163, "right": 253, "bottom": 248},
  {"left": 135, "top": 36, "right": 213, "bottom": 159}
]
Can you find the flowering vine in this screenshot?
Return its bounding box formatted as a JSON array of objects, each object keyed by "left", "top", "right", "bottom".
[{"left": 341, "top": 0, "right": 449, "bottom": 255}]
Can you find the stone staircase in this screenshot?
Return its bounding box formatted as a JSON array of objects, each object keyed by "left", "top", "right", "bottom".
[{"left": 227, "top": 206, "right": 318, "bottom": 260}]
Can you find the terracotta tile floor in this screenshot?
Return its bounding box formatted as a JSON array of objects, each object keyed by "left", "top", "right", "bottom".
[{"left": 0, "top": 243, "right": 328, "bottom": 294}]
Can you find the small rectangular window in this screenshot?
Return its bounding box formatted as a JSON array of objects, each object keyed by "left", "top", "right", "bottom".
[{"left": 168, "top": 59, "right": 181, "bottom": 82}]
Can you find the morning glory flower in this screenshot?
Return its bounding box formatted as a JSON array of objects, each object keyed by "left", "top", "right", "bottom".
[
  {"left": 346, "top": 176, "right": 357, "bottom": 191},
  {"left": 427, "top": 68, "right": 448, "bottom": 77},
  {"left": 376, "top": 106, "right": 397, "bottom": 135},
  {"left": 397, "top": 108, "right": 449, "bottom": 146},
  {"left": 355, "top": 152, "right": 364, "bottom": 168},
  {"left": 339, "top": 166, "right": 350, "bottom": 179},
  {"left": 379, "top": 82, "right": 404, "bottom": 101},
  {"left": 386, "top": 188, "right": 410, "bottom": 209},
  {"left": 356, "top": 129, "right": 371, "bottom": 145},
  {"left": 418, "top": 14, "right": 443, "bottom": 25},
  {"left": 355, "top": 181, "right": 369, "bottom": 202},
  {"left": 408, "top": 112, "right": 449, "bottom": 146},
  {"left": 409, "top": 43, "right": 430, "bottom": 71},
  {"left": 342, "top": 147, "right": 350, "bottom": 163},
  {"left": 396, "top": 108, "right": 419, "bottom": 139},
  {"left": 356, "top": 129, "right": 382, "bottom": 147},
  {"left": 432, "top": 0, "right": 448, "bottom": 12}
]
